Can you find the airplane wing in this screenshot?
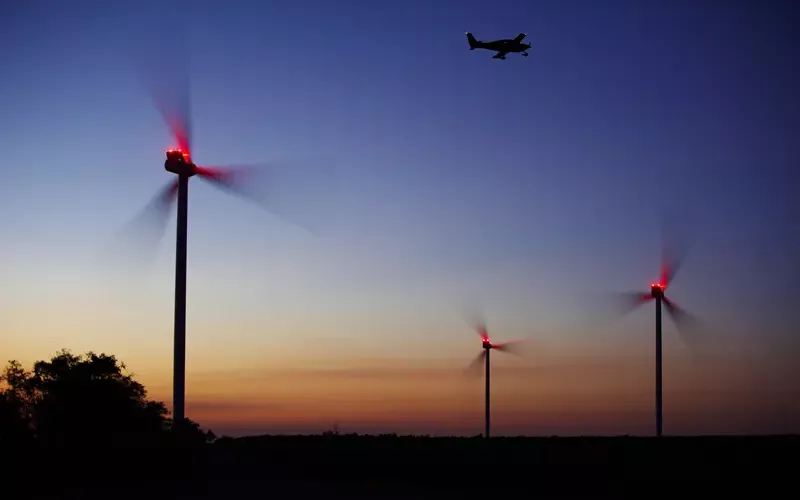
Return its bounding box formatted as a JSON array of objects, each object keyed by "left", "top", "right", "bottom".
[
  {"left": 513, "top": 33, "right": 527, "bottom": 43},
  {"left": 492, "top": 51, "right": 508, "bottom": 59}
]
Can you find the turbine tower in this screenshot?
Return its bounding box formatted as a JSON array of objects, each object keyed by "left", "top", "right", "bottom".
[
  {"left": 113, "top": 42, "right": 326, "bottom": 431},
  {"left": 464, "top": 316, "right": 526, "bottom": 439},
  {"left": 605, "top": 224, "right": 699, "bottom": 437}
]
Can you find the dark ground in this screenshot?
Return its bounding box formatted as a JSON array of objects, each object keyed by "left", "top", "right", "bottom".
[{"left": 11, "top": 435, "right": 797, "bottom": 498}]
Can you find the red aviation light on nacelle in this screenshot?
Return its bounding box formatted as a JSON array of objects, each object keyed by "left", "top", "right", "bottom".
[
  {"left": 166, "top": 148, "right": 191, "bottom": 161},
  {"left": 649, "top": 282, "right": 666, "bottom": 299}
]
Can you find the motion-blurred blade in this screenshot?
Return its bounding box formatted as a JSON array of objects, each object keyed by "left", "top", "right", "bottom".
[
  {"left": 150, "top": 69, "right": 192, "bottom": 153},
  {"left": 662, "top": 296, "right": 703, "bottom": 349},
  {"left": 493, "top": 338, "right": 532, "bottom": 358},
  {"left": 566, "top": 290, "right": 653, "bottom": 338},
  {"left": 474, "top": 322, "right": 489, "bottom": 342},
  {"left": 596, "top": 291, "right": 653, "bottom": 322},
  {"left": 194, "top": 160, "right": 341, "bottom": 235},
  {"left": 464, "top": 351, "right": 487, "bottom": 377},
  {"left": 658, "top": 212, "right": 695, "bottom": 287},
  {"left": 128, "top": 19, "right": 192, "bottom": 152},
  {"left": 100, "top": 180, "right": 179, "bottom": 272},
  {"left": 460, "top": 306, "right": 489, "bottom": 341}
]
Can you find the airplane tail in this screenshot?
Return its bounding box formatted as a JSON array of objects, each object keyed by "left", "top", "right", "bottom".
[{"left": 465, "top": 32, "right": 479, "bottom": 50}]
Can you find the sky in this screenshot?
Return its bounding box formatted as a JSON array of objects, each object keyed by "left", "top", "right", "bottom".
[{"left": 0, "top": 0, "right": 797, "bottom": 436}]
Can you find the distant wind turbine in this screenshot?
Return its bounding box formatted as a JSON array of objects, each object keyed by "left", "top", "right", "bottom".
[
  {"left": 603, "top": 221, "right": 700, "bottom": 438},
  {"left": 463, "top": 313, "right": 528, "bottom": 439}
]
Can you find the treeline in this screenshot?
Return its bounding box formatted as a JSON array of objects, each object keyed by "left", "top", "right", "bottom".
[
  {"left": 1, "top": 349, "right": 795, "bottom": 497},
  {"left": 0, "top": 349, "right": 214, "bottom": 448}
]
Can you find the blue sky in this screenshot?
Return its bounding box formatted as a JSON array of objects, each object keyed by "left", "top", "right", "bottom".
[{"left": 0, "top": 0, "right": 797, "bottom": 435}]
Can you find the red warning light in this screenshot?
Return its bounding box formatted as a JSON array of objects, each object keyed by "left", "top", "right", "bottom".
[{"left": 166, "top": 148, "right": 191, "bottom": 160}]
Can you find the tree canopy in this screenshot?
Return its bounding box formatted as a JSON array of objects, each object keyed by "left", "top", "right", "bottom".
[{"left": 0, "top": 349, "right": 214, "bottom": 448}]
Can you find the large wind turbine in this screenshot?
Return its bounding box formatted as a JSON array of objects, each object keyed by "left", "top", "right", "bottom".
[
  {"left": 116, "top": 43, "right": 321, "bottom": 431},
  {"left": 464, "top": 316, "right": 526, "bottom": 439},
  {"left": 607, "top": 226, "right": 698, "bottom": 438}
]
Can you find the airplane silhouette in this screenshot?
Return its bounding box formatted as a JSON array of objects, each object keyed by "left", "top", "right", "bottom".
[{"left": 465, "top": 32, "right": 530, "bottom": 60}]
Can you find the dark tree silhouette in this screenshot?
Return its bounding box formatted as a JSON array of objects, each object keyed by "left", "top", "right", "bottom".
[
  {"left": 0, "top": 391, "right": 30, "bottom": 445},
  {"left": 0, "top": 360, "right": 34, "bottom": 446},
  {"left": 0, "top": 349, "right": 214, "bottom": 448}
]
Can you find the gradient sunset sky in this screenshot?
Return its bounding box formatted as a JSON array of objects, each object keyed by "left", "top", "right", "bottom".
[{"left": 0, "top": 0, "right": 797, "bottom": 437}]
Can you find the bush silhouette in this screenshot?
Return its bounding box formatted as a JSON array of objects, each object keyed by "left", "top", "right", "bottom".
[{"left": 0, "top": 349, "right": 213, "bottom": 448}]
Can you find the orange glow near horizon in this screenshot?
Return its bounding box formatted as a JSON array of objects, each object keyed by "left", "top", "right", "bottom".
[
  {"left": 1, "top": 279, "right": 796, "bottom": 438},
  {"left": 121, "top": 346, "right": 796, "bottom": 437},
  {"left": 2, "top": 335, "right": 797, "bottom": 437}
]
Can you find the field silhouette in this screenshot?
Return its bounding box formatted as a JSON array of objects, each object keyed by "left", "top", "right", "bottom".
[{"left": 1, "top": 350, "right": 795, "bottom": 498}]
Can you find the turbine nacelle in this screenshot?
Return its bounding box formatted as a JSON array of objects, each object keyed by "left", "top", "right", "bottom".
[
  {"left": 482, "top": 338, "right": 492, "bottom": 350},
  {"left": 165, "top": 148, "right": 196, "bottom": 177},
  {"left": 650, "top": 283, "right": 666, "bottom": 299}
]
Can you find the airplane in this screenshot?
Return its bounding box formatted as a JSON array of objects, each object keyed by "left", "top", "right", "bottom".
[{"left": 465, "top": 32, "right": 530, "bottom": 60}]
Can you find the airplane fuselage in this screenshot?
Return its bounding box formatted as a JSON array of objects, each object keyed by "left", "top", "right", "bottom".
[
  {"left": 477, "top": 39, "right": 529, "bottom": 53},
  {"left": 466, "top": 32, "right": 531, "bottom": 60}
]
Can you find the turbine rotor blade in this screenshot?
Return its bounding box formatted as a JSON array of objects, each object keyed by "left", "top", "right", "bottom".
[
  {"left": 662, "top": 296, "right": 694, "bottom": 327},
  {"left": 475, "top": 323, "right": 489, "bottom": 341},
  {"left": 151, "top": 75, "right": 192, "bottom": 153},
  {"left": 194, "top": 160, "right": 340, "bottom": 235},
  {"left": 492, "top": 338, "right": 530, "bottom": 357},
  {"left": 464, "top": 350, "right": 487, "bottom": 377},
  {"left": 460, "top": 306, "right": 489, "bottom": 341},
  {"left": 129, "top": 16, "right": 193, "bottom": 153},
  {"left": 594, "top": 291, "right": 653, "bottom": 322},
  {"left": 658, "top": 212, "right": 695, "bottom": 287},
  {"left": 565, "top": 290, "right": 654, "bottom": 340},
  {"left": 662, "top": 296, "right": 704, "bottom": 349},
  {"left": 100, "top": 179, "right": 180, "bottom": 272}
]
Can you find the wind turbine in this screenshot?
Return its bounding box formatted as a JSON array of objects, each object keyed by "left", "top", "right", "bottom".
[
  {"left": 114, "top": 46, "right": 325, "bottom": 432},
  {"left": 464, "top": 315, "right": 527, "bottom": 439},
  {"left": 606, "top": 225, "right": 699, "bottom": 438}
]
